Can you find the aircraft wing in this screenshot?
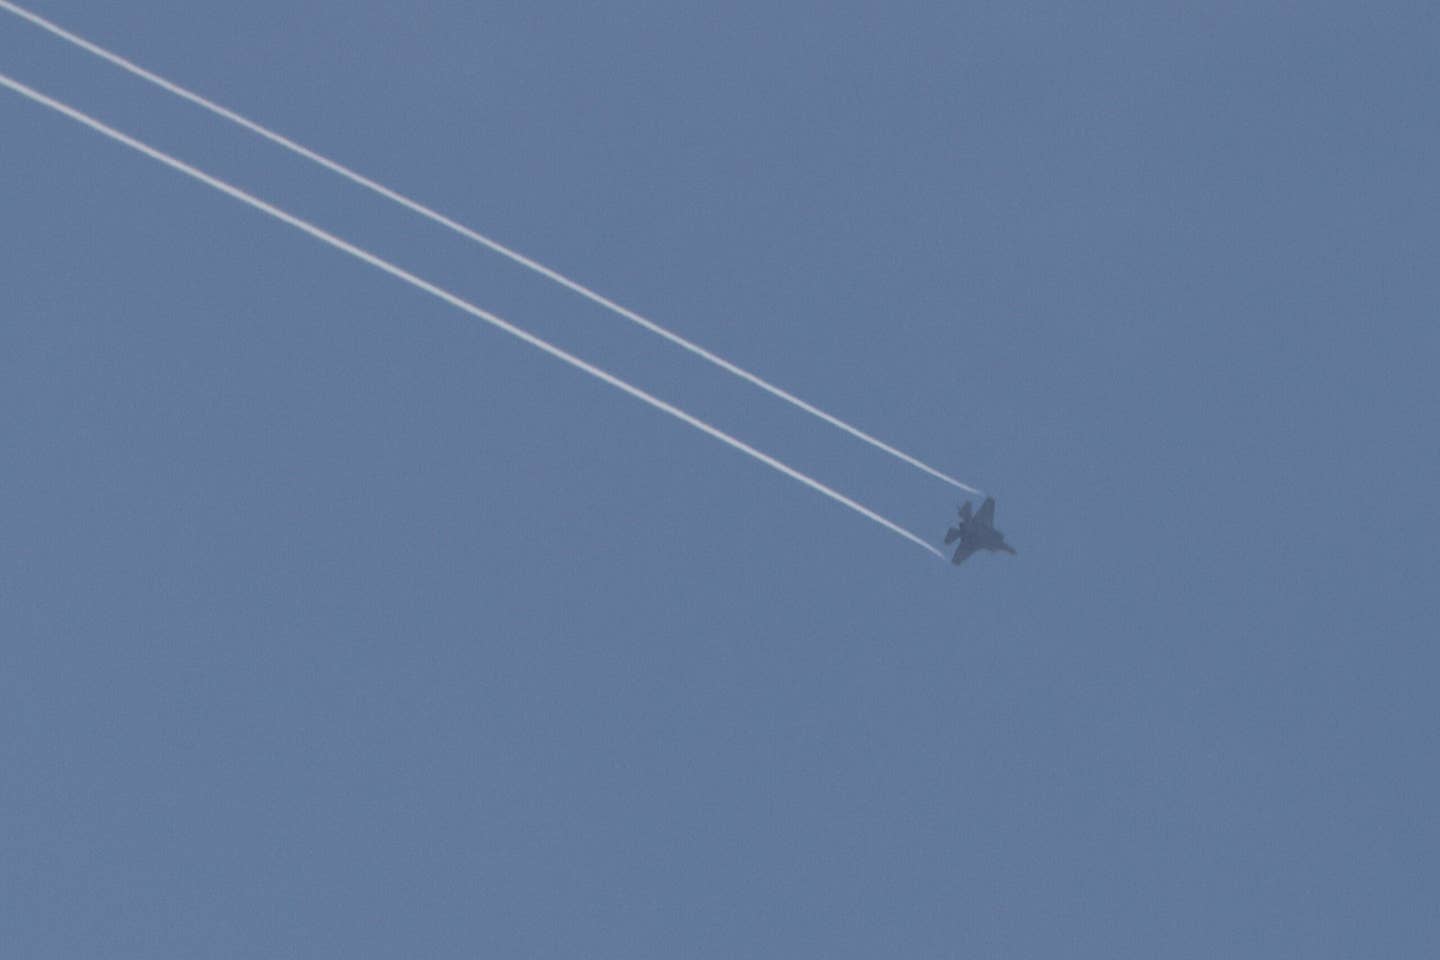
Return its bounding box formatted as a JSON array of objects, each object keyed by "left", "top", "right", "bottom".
[
  {"left": 951, "top": 543, "right": 977, "bottom": 565},
  {"left": 944, "top": 527, "right": 962, "bottom": 544},
  {"left": 975, "top": 497, "right": 996, "bottom": 528}
]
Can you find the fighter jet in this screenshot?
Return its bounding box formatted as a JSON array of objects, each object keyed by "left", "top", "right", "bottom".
[{"left": 944, "top": 497, "right": 1017, "bottom": 565}]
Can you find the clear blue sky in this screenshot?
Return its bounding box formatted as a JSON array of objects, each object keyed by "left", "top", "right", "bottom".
[{"left": 3, "top": 2, "right": 1437, "bottom": 956}]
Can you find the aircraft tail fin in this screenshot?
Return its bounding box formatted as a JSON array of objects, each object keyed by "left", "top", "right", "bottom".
[{"left": 958, "top": 502, "right": 973, "bottom": 522}]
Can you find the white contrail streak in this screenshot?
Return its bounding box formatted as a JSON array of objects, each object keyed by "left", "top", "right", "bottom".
[
  {"left": 0, "top": 71, "right": 944, "bottom": 560},
  {"left": 0, "top": 0, "right": 982, "bottom": 497}
]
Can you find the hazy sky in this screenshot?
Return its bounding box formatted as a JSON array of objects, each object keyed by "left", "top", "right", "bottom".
[{"left": 3, "top": 2, "right": 1437, "bottom": 957}]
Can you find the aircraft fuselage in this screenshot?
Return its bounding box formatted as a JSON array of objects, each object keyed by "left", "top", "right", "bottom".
[{"left": 945, "top": 497, "right": 1017, "bottom": 564}]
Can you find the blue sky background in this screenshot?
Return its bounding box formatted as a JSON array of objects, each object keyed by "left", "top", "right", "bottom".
[{"left": 3, "top": 2, "right": 1437, "bottom": 956}]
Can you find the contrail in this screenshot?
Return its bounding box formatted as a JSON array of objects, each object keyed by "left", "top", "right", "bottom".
[
  {"left": 0, "top": 71, "right": 944, "bottom": 560},
  {"left": 0, "top": 0, "right": 982, "bottom": 497}
]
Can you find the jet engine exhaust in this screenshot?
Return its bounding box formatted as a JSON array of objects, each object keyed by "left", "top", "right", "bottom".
[
  {"left": 0, "top": 0, "right": 981, "bottom": 498},
  {"left": 0, "top": 70, "right": 945, "bottom": 560}
]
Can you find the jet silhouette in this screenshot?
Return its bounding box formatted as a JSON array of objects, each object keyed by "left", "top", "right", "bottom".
[{"left": 944, "top": 497, "right": 1017, "bottom": 565}]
